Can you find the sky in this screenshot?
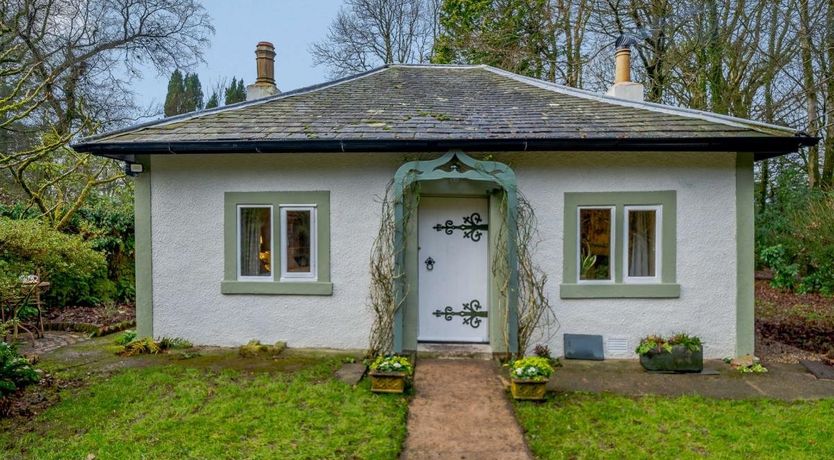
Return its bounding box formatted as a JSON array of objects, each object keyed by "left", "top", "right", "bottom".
[{"left": 132, "top": 0, "right": 344, "bottom": 115}]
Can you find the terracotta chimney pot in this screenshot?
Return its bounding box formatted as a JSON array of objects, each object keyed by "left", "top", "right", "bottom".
[
  {"left": 246, "top": 41, "right": 280, "bottom": 101},
  {"left": 606, "top": 35, "right": 644, "bottom": 102}
]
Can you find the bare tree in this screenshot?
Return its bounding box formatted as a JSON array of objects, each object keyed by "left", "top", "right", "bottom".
[
  {"left": 1, "top": 0, "right": 214, "bottom": 228},
  {"left": 311, "top": 0, "right": 436, "bottom": 77}
]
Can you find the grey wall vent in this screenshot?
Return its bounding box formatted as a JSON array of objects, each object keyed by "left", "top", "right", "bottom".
[
  {"left": 564, "top": 334, "right": 604, "bottom": 360},
  {"left": 607, "top": 337, "right": 629, "bottom": 356}
]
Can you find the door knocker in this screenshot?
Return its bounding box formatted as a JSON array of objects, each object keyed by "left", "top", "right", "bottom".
[{"left": 424, "top": 257, "right": 435, "bottom": 271}]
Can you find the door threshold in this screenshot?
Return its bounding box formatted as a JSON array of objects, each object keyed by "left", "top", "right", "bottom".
[{"left": 416, "top": 342, "right": 493, "bottom": 360}]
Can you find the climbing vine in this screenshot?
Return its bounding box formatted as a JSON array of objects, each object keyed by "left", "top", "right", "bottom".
[
  {"left": 491, "top": 189, "right": 559, "bottom": 358},
  {"left": 366, "top": 178, "right": 419, "bottom": 357},
  {"left": 366, "top": 154, "right": 558, "bottom": 359}
]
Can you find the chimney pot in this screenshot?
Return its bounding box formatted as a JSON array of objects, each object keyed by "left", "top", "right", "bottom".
[
  {"left": 607, "top": 35, "right": 644, "bottom": 102},
  {"left": 247, "top": 41, "right": 279, "bottom": 101},
  {"left": 614, "top": 48, "right": 631, "bottom": 84}
]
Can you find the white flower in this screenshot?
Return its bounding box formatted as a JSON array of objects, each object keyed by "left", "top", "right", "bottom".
[
  {"left": 515, "top": 369, "right": 523, "bottom": 375},
  {"left": 393, "top": 362, "right": 402, "bottom": 368}
]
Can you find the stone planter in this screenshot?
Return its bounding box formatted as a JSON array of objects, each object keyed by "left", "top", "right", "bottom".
[
  {"left": 639, "top": 345, "right": 703, "bottom": 373},
  {"left": 510, "top": 379, "right": 548, "bottom": 400},
  {"left": 369, "top": 371, "right": 407, "bottom": 393}
]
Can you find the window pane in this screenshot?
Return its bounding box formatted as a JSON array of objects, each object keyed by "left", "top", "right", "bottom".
[
  {"left": 579, "top": 208, "right": 611, "bottom": 280},
  {"left": 285, "top": 210, "right": 312, "bottom": 273},
  {"left": 240, "top": 207, "right": 271, "bottom": 277},
  {"left": 628, "top": 210, "right": 657, "bottom": 277}
]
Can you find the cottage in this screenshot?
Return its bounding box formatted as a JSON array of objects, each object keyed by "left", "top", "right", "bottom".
[{"left": 74, "top": 42, "right": 816, "bottom": 359}]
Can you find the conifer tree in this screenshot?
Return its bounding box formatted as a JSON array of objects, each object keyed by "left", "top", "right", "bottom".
[
  {"left": 163, "top": 70, "right": 185, "bottom": 117},
  {"left": 206, "top": 91, "right": 220, "bottom": 109},
  {"left": 224, "top": 77, "right": 246, "bottom": 104},
  {"left": 183, "top": 73, "right": 204, "bottom": 111}
]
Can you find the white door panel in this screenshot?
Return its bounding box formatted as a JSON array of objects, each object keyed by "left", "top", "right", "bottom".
[{"left": 418, "top": 196, "right": 489, "bottom": 343}]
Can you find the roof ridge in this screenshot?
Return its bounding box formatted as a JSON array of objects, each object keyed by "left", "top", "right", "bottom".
[
  {"left": 480, "top": 66, "right": 799, "bottom": 137},
  {"left": 79, "top": 65, "right": 392, "bottom": 144},
  {"left": 388, "top": 63, "right": 485, "bottom": 69}
]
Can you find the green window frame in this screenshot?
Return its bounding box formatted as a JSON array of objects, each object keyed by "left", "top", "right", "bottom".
[
  {"left": 561, "top": 191, "right": 679, "bottom": 299},
  {"left": 222, "top": 191, "right": 332, "bottom": 295}
]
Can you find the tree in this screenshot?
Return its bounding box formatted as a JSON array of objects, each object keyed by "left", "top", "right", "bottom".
[
  {"left": 183, "top": 73, "right": 204, "bottom": 112},
  {"left": 433, "top": 0, "right": 558, "bottom": 80},
  {"left": 1, "top": 0, "right": 213, "bottom": 229},
  {"left": 311, "top": 0, "right": 436, "bottom": 77},
  {"left": 164, "top": 71, "right": 204, "bottom": 116},
  {"left": 224, "top": 77, "right": 246, "bottom": 105},
  {"left": 164, "top": 70, "right": 185, "bottom": 117},
  {"left": 205, "top": 91, "right": 219, "bottom": 109}
]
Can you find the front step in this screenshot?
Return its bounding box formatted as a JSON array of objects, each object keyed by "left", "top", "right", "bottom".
[{"left": 416, "top": 343, "right": 493, "bottom": 360}]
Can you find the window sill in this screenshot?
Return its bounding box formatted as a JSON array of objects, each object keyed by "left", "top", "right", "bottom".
[
  {"left": 221, "top": 280, "right": 333, "bottom": 296},
  {"left": 560, "top": 283, "right": 680, "bottom": 299}
]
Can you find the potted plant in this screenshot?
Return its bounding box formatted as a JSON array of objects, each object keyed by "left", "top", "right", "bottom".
[
  {"left": 509, "top": 356, "right": 554, "bottom": 400},
  {"left": 636, "top": 333, "right": 703, "bottom": 373},
  {"left": 369, "top": 355, "right": 413, "bottom": 394}
]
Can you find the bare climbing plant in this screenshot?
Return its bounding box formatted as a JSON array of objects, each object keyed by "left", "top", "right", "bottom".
[
  {"left": 491, "top": 190, "right": 559, "bottom": 358},
  {"left": 366, "top": 178, "right": 419, "bottom": 357}
]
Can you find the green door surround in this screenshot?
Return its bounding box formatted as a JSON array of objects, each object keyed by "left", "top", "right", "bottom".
[{"left": 392, "top": 151, "right": 519, "bottom": 353}]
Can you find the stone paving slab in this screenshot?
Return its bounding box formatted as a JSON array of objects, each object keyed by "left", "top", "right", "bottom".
[
  {"left": 801, "top": 360, "right": 834, "bottom": 380},
  {"left": 16, "top": 331, "right": 90, "bottom": 356},
  {"left": 335, "top": 363, "right": 367, "bottom": 385},
  {"left": 551, "top": 359, "right": 834, "bottom": 400},
  {"left": 401, "top": 359, "right": 532, "bottom": 460}
]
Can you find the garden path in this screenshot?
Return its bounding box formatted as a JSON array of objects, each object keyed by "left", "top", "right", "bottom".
[
  {"left": 401, "top": 359, "right": 532, "bottom": 460},
  {"left": 551, "top": 359, "right": 834, "bottom": 400},
  {"left": 16, "top": 331, "right": 89, "bottom": 356}
]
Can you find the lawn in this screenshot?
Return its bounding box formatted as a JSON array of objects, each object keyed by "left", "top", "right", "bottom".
[
  {"left": 515, "top": 392, "right": 834, "bottom": 459},
  {"left": 0, "top": 340, "right": 408, "bottom": 460}
]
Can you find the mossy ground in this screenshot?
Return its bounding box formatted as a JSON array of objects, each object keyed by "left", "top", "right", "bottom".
[{"left": 1, "top": 337, "right": 408, "bottom": 459}]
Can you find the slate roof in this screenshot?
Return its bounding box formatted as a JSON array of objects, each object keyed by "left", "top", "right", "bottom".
[{"left": 74, "top": 64, "right": 816, "bottom": 160}]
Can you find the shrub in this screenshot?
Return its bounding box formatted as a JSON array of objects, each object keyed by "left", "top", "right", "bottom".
[
  {"left": 117, "top": 336, "right": 193, "bottom": 356},
  {"left": 738, "top": 362, "right": 768, "bottom": 374},
  {"left": 636, "top": 333, "right": 702, "bottom": 356},
  {"left": 369, "top": 355, "right": 413, "bottom": 374},
  {"left": 114, "top": 330, "right": 137, "bottom": 346},
  {"left": 0, "top": 341, "right": 39, "bottom": 397},
  {"left": 510, "top": 356, "right": 554, "bottom": 381},
  {"left": 0, "top": 217, "right": 109, "bottom": 306},
  {"left": 238, "top": 340, "right": 285, "bottom": 357},
  {"left": 757, "top": 190, "right": 834, "bottom": 295},
  {"left": 66, "top": 192, "right": 136, "bottom": 302}
]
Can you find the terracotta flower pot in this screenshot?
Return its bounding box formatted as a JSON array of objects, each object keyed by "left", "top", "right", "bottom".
[
  {"left": 370, "top": 371, "right": 407, "bottom": 393},
  {"left": 639, "top": 345, "right": 703, "bottom": 373},
  {"left": 510, "top": 379, "right": 548, "bottom": 400}
]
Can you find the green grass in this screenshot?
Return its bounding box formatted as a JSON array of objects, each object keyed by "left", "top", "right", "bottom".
[
  {"left": 515, "top": 392, "right": 834, "bottom": 459},
  {"left": 1, "top": 354, "right": 408, "bottom": 459}
]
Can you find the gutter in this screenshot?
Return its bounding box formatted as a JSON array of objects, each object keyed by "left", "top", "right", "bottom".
[{"left": 72, "top": 135, "right": 819, "bottom": 162}]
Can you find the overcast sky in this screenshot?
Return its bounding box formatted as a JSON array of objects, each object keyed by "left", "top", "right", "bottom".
[{"left": 131, "top": 0, "right": 344, "bottom": 116}]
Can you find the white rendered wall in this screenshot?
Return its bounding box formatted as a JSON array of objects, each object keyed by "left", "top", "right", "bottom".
[
  {"left": 149, "top": 152, "right": 737, "bottom": 357},
  {"left": 510, "top": 152, "right": 738, "bottom": 359}
]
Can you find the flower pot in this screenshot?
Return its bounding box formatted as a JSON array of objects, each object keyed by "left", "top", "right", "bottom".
[
  {"left": 369, "top": 371, "right": 407, "bottom": 393},
  {"left": 639, "top": 345, "right": 703, "bottom": 373},
  {"left": 510, "top": 379, "right": 548, "bottom": 400}
]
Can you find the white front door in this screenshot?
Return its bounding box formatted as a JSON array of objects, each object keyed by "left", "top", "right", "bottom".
[{"left": 418, "top": 196, "right": 489, "bottom": 343}]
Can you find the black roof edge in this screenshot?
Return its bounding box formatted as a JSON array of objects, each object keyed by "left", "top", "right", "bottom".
[{"left": 73, "top": 135, "right": 819, "bottom": 163}]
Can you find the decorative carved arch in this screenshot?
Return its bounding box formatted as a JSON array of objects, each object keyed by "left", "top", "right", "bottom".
[{"left": 392, "top": 151, "right": 519, "bottom": 353}]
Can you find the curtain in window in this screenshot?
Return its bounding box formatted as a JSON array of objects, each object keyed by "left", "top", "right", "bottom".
[
  {"left": 628, "top": 210, "right": 656, "bottom": 277},
  {"left": 241, "top": 208, "right": 270, "bottom": 276}
]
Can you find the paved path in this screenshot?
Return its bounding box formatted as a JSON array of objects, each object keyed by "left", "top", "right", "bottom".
[
  {"left": 16, "top": 331, "right": 90, "bottom": 356},
  {"left": 551, "top": 359, "right": 834, "bottom": 400},
  {"left": 401, "top": 359, "right": 532, "bottom": 460}
]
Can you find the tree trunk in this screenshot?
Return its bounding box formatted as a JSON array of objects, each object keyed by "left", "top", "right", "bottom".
[
  {"left": 821, "top": 0, "right": 834, "bottom": 188},
  {"left": 799, "top": 0, "right": 821, "bottom": 187}
]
